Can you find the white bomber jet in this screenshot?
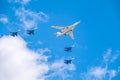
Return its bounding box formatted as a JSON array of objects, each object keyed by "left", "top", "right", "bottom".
[{"left": 51, "top": 21, "right": 80, "bottom": 39}]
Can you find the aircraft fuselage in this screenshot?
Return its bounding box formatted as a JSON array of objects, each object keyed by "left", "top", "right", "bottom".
[{"left": 52, "top": 21, "right": 80, "bottom": 39}]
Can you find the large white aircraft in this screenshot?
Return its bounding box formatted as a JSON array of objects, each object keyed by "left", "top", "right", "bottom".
[{"left": 51, "top": 21, "right": 80, "bottom": 40}]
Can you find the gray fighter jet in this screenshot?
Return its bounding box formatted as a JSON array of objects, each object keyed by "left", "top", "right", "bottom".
[
  {"left": 10, "top": 32, "right": 18, "bottom": 37},
  {"left": 10, "top": 30, "right": 20, "bottom": 37},
  {"left": 51, "top": 21, "right": 80, "bottom": 39},
  {"left": 64, "top": 57, "right": 74, "bottom": 64},
  {"left": 26, "top": 30, "right": 34, "bottom": 35},
  {"left": 26, "top": 28, "right": 37, "bottom": 35}
]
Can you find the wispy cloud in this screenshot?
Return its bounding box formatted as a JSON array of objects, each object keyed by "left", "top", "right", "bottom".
[
  {"left": 9, "top": 0, "right": 31, "bottom": 5},
  {"left": 103, "top": 48, "right": 112, "bottom": 64},
  {"left": 16, "top": 0, "right": 31, "bottom": 5},
  {"left": 81, "top": 66, "right": 119, "bottom": 80},
  {"left": 80, "top": 49, "right": 120, "bottom": 80},
  {"left": 81, "top": 66, "right": 107, "bottom": 80},
  {"left": 103, "top": 49, "right": 120, "bottom": 64},
  {"left": 88, "top": 67, "right": 107, "bottom": 79},
  {"left": 46, "top": 59, "right": 75, "bottom": 80},
  {"left": 15, "top": 7, "right": 49, "bottom": 29},
  {"left": 108, "top": 70, "right": 117, "bottom": 80},
  {"left": 110, "top": 50, "right": 120, "bottom": 63},
  {"left": 6, "top": 0, "right": 49, "bottom": 30},
  {"left": 0, "top": 36, "right": 49, "bottom": 80},
  {"left": 0, "top": 15, "right": 8, "bottom": 24},
  {"left": 37, "top": 48, "right": 51, "bottom": 54}
]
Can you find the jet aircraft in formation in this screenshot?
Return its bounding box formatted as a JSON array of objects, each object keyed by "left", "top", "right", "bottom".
[
  {"left": 51, "top": 21, "right": 80, "bottom": 40},
  {"left": 10, "top": 30, "right": 20, "bottom": 37},
  {"left": 9, "top": 28, "right": 37, "bottom": 37},
  {"left": 64, "top": 58, "right": 74, "bottom": 64},
  {"left": 10, "top": 30, "right": 21, "bottom": 37},
  {"left": 8, "top": 21, "right": 80, "bottom": 39},
  {"left": 26, "top": 28, "right": 37, "bottom": 35},
  {"left": 2, "top": 21, "right": 79, "bottom": 65},
  {"left": 26, "top": 30, "right": 35, "bottom": 35},
  {"left": 6, "top": 21, "right": 79, "bottom": 64},
  {"left": 10, "top": 32, "right": 18, "bottom": 37},
  {"left": 64, "top": 47, "right": 72, "bottom": 52},
  {"left": 64, "top": 59, "right": 72, "bottom": 64}
]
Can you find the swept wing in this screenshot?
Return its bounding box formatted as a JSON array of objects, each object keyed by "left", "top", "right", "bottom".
[
  {"left": 51, "top": 26, "right": 65, "bottom": 30},
  {"left": 67, "top": 31, "right": 74, "bottom": 40}
]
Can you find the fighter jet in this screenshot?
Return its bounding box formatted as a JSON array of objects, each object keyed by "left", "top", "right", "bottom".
[
  {"left": 64, "top": 58, "right": 74, "bottom": 64},
  {"left": 10, "top": 32, "right": 18, "bottom": 37},
  {"left": 64, "top": 59, "right": 72, "bottom": 64},
  {"left": 64, "top": 47, "right": 72, "bottom": 52},
  {"left": 51, "top": 21, "right": 80, "bottom": 39},
  {"left": 26, "top": 30, "right": 34, "bottom": 35},
  {"left": 26, "top": 28, "right": 37, "bottom": 35},
  {"left": 9, "top": 30, "right": 20, "bottom": 37}
]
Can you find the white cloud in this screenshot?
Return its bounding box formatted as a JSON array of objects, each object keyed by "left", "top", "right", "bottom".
[
  {"left": 80, "top": 49, "right": 120, "bottom": 80},
  {"left": 108, "top": 70, "right": 117, "bottom": 80},
  {"left": 9, "top": 0, "right": 31, "bottom": 5},
  {"left": 15, "top": 7, "right": 49, "bottom": 29},
  {"left": 103, "top": 49, "right": 120, "bottom": 65},
  {"left": 16, "top": 0, "right": 31, "bottom": 5},
  {"left": 46, "top": 59, "right": 75, "bottom": 80},
  {"left": 103, "top": 49, "right": 112, "bottom": 64},
  {"left": 81, "top": 67, "right": 107, "bottom": 80},
  {"left": 37, "top": 48, "right": 51, "bottom": 54},
  {"left": 81, "top": 66, "right": 119, "bottom": 80},
  {"left": 0, "top": 36, "right": 75, "bottom": 80},
  {"left": 0, "top": 36, "right": 49, "bottom": 80},
  {"left": 88, "top": 67, "right": 107, "bottom": 79},
  {"left": 0, "top": 15, "right": 8, "bottom": 24}
]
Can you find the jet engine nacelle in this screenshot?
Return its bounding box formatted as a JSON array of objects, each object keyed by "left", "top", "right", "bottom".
[{"left": 56, "top": 32, "right": 62, "bottom": 37}]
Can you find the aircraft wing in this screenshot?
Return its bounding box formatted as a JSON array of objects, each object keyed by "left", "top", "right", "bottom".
[
  {"left": 51, "top": 26, "right": 64, "bottom": 30},
  {"left": 68, "top": 31, "right": 74, "bottom": 40}
]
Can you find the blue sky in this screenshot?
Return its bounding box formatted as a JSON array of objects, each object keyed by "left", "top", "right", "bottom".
[{"left": 0, "top": 0, "right": 120, "bottom": 80}]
